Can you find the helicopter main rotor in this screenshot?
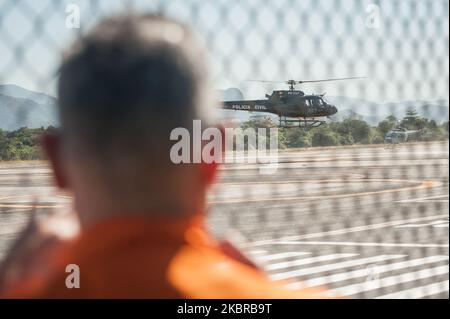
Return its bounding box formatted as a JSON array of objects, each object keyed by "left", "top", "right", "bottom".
[{"left": 248, "top": 76, "right": 366, "bottom": 91}]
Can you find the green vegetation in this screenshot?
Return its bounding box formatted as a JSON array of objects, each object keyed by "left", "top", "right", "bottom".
[
  {"left": 242, "top": 109, "right": 448, "bottom": 149},
  {"left": 0, "top": 127, "right": 48, "bottom": 161},
  {"left": 0, "top": 109, "right": 448, "bottom": 161}
]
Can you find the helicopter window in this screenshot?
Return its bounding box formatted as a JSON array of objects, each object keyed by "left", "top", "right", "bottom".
[{"left": 309, "top": 98, "right": 323, "bottom": 106}]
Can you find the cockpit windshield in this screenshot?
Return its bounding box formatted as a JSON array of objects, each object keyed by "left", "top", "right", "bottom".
[{"left": 307, "top": 98, "right": 324, "bottom": 106}]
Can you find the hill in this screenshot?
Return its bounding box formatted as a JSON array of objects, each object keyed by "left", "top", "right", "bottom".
[
  {"left": 326, "top": 96, "right": 449, "bottom": 125},
  {"left": 0, "top": 84, "right": 57, "bottom": 130},
  {"left": 0, "top": 84, "right": 447, "bottom": 130}
]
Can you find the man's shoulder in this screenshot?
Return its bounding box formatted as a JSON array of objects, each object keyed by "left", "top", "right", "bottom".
[{"left": 167, "top": 243, "right": 323, "bottom": 299}]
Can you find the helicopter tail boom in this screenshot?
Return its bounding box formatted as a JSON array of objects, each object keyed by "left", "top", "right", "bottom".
[{"left": 222, "top": 100, "right": 274, "bottom": 114}]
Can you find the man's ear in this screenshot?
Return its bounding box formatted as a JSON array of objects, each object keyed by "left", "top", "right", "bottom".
[{"left": 41, "top": 129, "right": 68, "bottom": 189}]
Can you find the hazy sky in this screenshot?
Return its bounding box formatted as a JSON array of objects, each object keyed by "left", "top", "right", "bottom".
[{"left": 0, "top": 0, "right": 448, "bottom": 103}]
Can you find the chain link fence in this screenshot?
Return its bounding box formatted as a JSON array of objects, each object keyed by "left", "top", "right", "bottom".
[{"left": 0, "top": 0, "right": 449, "bottom": 298}]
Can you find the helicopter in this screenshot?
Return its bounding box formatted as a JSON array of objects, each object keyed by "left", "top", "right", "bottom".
[
  {"left": 384, "top": 127, "right": 422, "bottom": 144},
  {"left": 222, "top": 77, "right": 365, "bottom": 128}
]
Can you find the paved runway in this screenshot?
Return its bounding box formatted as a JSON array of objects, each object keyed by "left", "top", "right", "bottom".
[{"left": 0, "top": 141, "right": 448, "bottom": 298}]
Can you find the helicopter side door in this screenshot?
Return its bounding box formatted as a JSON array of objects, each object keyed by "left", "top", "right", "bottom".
[{"left": 302, "top": 98, "right": 320, "bottom": 116}]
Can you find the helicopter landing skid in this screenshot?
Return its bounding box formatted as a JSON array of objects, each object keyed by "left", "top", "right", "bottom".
[{"left": 279, "top": 117, "right": 326, "bottom": 129}]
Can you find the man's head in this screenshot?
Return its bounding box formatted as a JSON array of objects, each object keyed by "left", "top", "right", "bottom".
[{"left": 44, "top": 14, "right": 218, "bottom": 225}]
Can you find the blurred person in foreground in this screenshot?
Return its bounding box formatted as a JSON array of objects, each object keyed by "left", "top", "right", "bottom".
[{"left": 0, "top": 14, "right": 326, "bottom": 298}]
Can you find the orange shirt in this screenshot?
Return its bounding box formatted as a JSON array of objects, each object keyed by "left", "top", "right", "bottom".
[{"left": 2, "top": 214, "right": 325, "bottom": 298}]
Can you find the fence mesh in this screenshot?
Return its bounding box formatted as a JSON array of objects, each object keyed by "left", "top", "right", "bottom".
[{"left": 0, "top": 0, "right": 449, "bottom": 298}]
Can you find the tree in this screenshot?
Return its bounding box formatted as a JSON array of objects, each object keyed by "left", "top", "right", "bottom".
[
  {"left": 311, "top": 127, "right": 340, "bottom": 147},
  {"left": 367, "top": 127, "right": 385, "bottom": 144},
  {"left": 442, "top": 121, "right": 449, "bottom": 133},
  {"left": 277, "top": 128, "right": 288, "bottom": 149},
  {"left": 332, "top": 119, "right": 370, "bottom": 144},
  {"left": 0, "top": 127, "right": 46, "bottom": 160},
  {"left": 285, "top": 128, "right": 312, "bottom": 148},
  {"left": 239, "top": 118, "right": 282, "bottom": 150},
  {"left": 400, "top": 108, "right": 427, "bottom": 130},
  {"left": 378, "top": 116, "right": 398, "bottom": 136}
]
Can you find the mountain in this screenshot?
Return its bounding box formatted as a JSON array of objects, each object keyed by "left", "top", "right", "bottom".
[
  {"left": 326, "top": 96, "right": 449, "bottom": 125},
  {"left": 328, "top": 109, "right": 364, "bottom": 122},
  {"left": 0, "top": 84, "right": 57, "bottom": 130},
  {"left": 218, "top": 87, "right": 244, "bottom": 101},
  {"left": 1, "top": 84, "right": 448, "bottom": 130},
  {"left": 0, "top": 84, "right": 56, "bottom": 105},
  {"left": 217, "top": 87, "right": 252, "bottom": 122}
]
